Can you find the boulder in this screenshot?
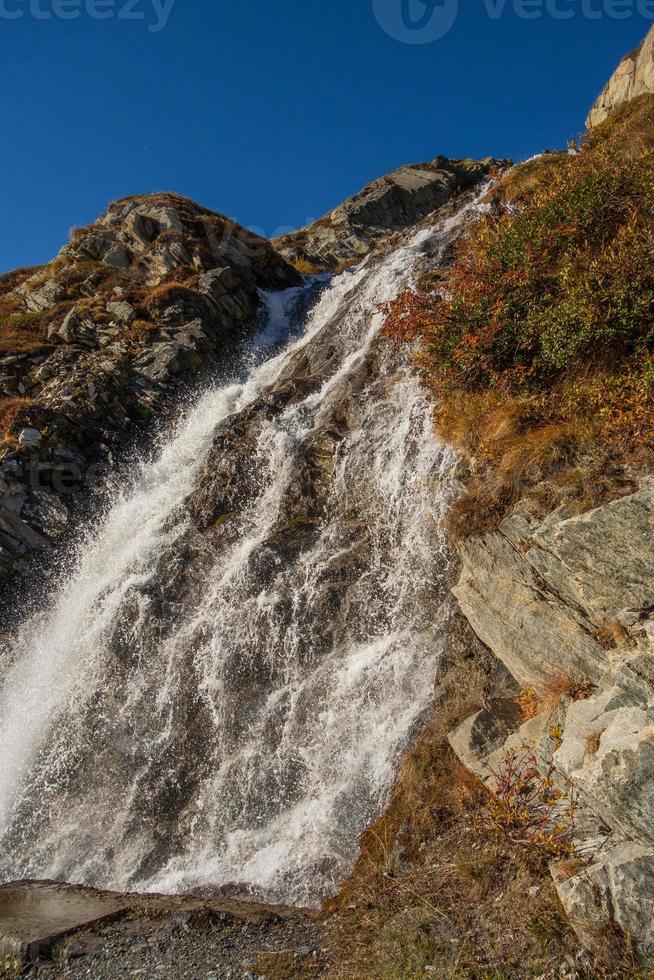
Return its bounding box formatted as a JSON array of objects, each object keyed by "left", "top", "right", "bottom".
[
  {"left": 106, "top": 301, "right": 135, "bottom": 324},
  {"left": 102, "top": 244, "right": 132, "bottom": 269},
  {"left": 0, "top": 507, "right": 48, "bottom": 554},
  {"left": 453, "top": 504, "right": 610, "bottom": 691},
  {"left": 22, "top": 491, "right": 69, "bottom": 540},
  {"left": 123, "top": 204, "right": 183, "bottom": 249},
  {"left": 199, "top": 266, "right": 236, "bottom": 299},
  {"left": 21, "top": 278, "right": 66, "bottom": 313},
  {"left": 553, "top": 653, "right": 654, "bottom": 848},
  {"left": 56, "top": 309, "right": 98, "bottom": 348},
  {"left": 17, "top": 428, "right": 42, "bottom": 449},
  {"left": 451, "top": 486, "right": 654, "bottom": 955}
]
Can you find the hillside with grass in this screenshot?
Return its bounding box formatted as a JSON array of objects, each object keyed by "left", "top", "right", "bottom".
[
  {"left": 340, "top": 88, "right": 654, "bottom": 978},
  {"left": 384, "top": 95, "right": 654, "bottom": 540}
]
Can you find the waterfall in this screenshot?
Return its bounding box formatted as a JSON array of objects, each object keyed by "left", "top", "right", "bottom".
[{"left": 0, "top": 191, "right": 487, "bottom": 907}]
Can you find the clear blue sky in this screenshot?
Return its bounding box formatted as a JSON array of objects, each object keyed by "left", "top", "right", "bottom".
[{"left": 1, "top": 0, "right": 651, "bottom": 272}]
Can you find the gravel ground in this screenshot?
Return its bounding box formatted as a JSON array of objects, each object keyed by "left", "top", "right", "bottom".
[{"left": 27, "top": 908, "right": 329, "bottom": 980}]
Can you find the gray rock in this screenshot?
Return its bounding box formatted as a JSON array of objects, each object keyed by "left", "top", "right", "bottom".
[
  {"left": 123, "top": 204, "right": 183, "bottom": 249},
  {"left": 553, "top": 843, "right": 654, "bottom": 955},
  {"left": 528, "top": 487, "right": 654, "bottom": 629},
  {"left": 133, "top": 343, "right": 181, "bottom": 383},
  {"left": 143, "top": 240, "right": 192, "bottom": 283},
  {"left": 553, "top": 653, "right": 654, "bottom": 848},
  {"left": 0, "top": 474, "right": 26, "bottom": 515},
  {"left": 102, "top": 244, "right": 131, "bottom": 269},
  {"left": 274, "top": 156, "right": 509, "bottom": 271},
  {"left": 199, "top": 267, "right": 236, "bottom": 299},
  {"left": 57, "top": 309, "right": 98, "bottom": 347},
  {"left": 448, "top": 697, "right": 524, "bottom": 777},
  {"left": 106, "top": 301, "right": 136, "bottom": 324},
  {"left": 72, "top": 231, "right": 115, "bottom": 262},
  {"left": 17, "top": 428, "right": 42, "bottom": 449},
  {"left": 453, "top": 506, "right": 609, "bottom": 691},
  {"left": 22, "top": 491, "right": 69, "bottom": 540},
  {"left": 0, "top": 506, "right": 48, "bottom": 553},
  {"left": 451, "top": 487, "right": 654, "bottom": 955},
  {"left": 22, "top": 278, "right": 66, "bottom": 313}
]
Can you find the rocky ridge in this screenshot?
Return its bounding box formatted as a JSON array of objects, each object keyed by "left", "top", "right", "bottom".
[
  {"left": 587, "top": 25, "right": 654, "bottom": 127},
  {"left": 0, "top": 194, "right": 300, "bottom": 586},
  {"left": 274, "top": 156, "right": 504, "bottom": 272}
]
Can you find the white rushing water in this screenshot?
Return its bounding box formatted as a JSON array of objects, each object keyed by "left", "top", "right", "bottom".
[{"left": 0, "top": 193, "right": 486, "bottom": 905}]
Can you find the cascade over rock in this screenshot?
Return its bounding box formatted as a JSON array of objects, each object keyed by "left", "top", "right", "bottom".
[{"left": 0, "top": 187, "right": 489, "bottom": 907}]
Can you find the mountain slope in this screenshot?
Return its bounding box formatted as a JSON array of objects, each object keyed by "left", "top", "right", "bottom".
[
  {"left": 0, "top": 194, "right": 299, "bottom": 586},
  {"left": 1, "top": 31, "right": 654, "bottom": 980}
]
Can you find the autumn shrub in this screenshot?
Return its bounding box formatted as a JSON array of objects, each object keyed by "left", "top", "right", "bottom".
[
  {"left": 543, "top": 673, "right": 594, "bottom": 708},
  {"left": 384, "top": 95, "right": 654, "bottom": 535},
  {"left": 479, "top": 745, "right": 577, "bottom": 866},
  {"left": 517, "top": 688, "right": 541, "bottom": 721}
]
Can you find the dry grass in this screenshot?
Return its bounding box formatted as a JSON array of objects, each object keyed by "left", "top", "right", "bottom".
[
  {"left": 584, "top": 730, "right": 603, "bottom": 758},
  {"left": 0, "top": 309, "right": 49, "bottom": 353},
  {"left": 595, "top": 620, "right": 635, "bottom": 651},
  {"left": 517, "top": 688, "right": 541, "bottom": 721},
  {"left": 125, "top": 317, "right": 159, "bottom": 341},
  {"left": 145, "top": 281, "right": 202, "bottom": 308},
  {"left": 542, "top": 673, "right": 594, "bottom": 710},
  {"left": 0, "top": 398, "right": 35, "bottom": 436},
  {"left": 292, "top": 258, "right": 323, "bottom": 275},
  {"left": 492, "top": 152, "right": 569, "bottom": 205}
]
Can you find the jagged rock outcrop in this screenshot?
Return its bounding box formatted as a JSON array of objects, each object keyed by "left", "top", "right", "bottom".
[
  {"left": 587, "top": 25, "right": 654, "bottom": 127},
  {"left": 274, "top": 156, "right": 506, "bottom": 271},
  {"left": 0, "top": 193, "right": 299, "bottom": 585},
  {"left": 448, "top": 489, "right": 654, "bottom": 955}
]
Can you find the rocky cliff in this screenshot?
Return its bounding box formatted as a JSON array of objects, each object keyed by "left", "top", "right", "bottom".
[
  {"left": 450, "top": 493, "right": 654, "bottom": 955},
  {"left": 274, "top": 156, "right": 503, "bottom": 272},
  {"left": 587, "top": 25, "right": 654, "bottom": 127}
]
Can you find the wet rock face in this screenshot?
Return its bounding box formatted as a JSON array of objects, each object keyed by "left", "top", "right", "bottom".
[
  {"left": 0, "top": 193, "right": 300, "bottom": 584},
  {"left": 587, "top": 25, "right": 654, "bottom": 127},
  {"left": 449, "top": 488, "right": 654, "bottom": 955},
  {"left": 274, "top": 156, "right": 508, "bottom": 271}
]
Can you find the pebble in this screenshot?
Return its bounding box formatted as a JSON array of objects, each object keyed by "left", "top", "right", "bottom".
[{"left": 32, "top": 912, "right": 326, "bottom": 980}]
